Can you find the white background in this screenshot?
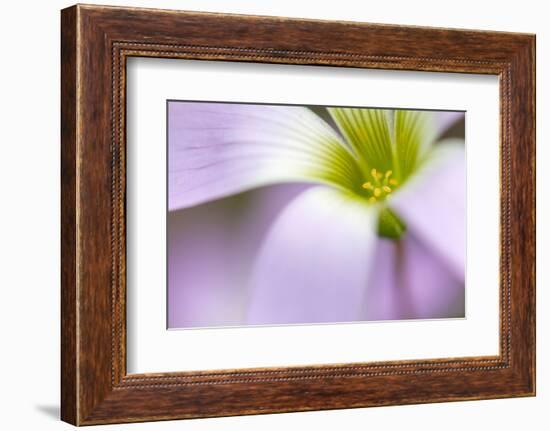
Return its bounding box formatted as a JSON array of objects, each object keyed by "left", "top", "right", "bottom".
[
  {"left": 128, "top": 59, "right": 499, "bottom": 373},
  {"left": 0, "top": 0, "right": 546, "bottom": 430}
]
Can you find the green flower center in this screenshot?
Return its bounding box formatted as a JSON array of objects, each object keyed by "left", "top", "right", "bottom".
[
  {"left": 359, "top": 168, "right": 407, "bottom": 240},
  {"left": 323, "top": 107, "right": 439, "bottom": 241}
]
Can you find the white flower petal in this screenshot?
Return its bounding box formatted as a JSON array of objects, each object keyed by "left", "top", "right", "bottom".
[
  {"left": 388, "top": 140, "right": 466, "bottom": 280},
  {"left": 246, "top": 186, "right": 379, "bottom": 325}
]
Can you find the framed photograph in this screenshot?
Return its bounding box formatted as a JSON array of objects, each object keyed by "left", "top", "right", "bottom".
[{"left": 61, "top": 4, "right": 535, "bottom": 425}]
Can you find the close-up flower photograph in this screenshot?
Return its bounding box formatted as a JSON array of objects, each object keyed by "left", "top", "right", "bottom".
[{"left": 168, "top": 102, "right": 466, "bottom": 328}]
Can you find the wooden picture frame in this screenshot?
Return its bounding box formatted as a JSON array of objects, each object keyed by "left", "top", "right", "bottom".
[{"left": 61, "top": 4, "right": 535, "bottom": 425}]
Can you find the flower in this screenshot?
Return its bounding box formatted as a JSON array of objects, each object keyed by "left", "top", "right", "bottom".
[{"left": 168, "top": 102, "right": 465, "bottom": 327}]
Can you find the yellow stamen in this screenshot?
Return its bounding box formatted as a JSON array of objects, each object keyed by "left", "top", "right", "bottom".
[
  {"left": 361, "top": 169, "right": 399, "bottom": 203},
  {"left": 371, "top": 168, "right": 378, "bottom": 179},
  {"left": 362, "top": 182, "right": 373, "bottom": 190}
]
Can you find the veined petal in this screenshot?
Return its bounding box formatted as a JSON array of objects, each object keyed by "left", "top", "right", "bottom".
[
  {"left": 394, "top": 110, "right": 437, "bottom": 180},
  {"left": 246, "top": 186, "right": 379, "bottom": 325},
  {"left": 328, "top": 107, "right": 393, "bottom": 174},
  {"left": 328, "top": 108, "right": 437, "bottom": 183},
  {"left": 168, "top": 102, "right": 360, "bottom": 210},
  {"left": 363, "top": 234, "right": 465, "bottom": 320},
  {"left": 388, "top": 140, "right": 465, "bottom": 280}
]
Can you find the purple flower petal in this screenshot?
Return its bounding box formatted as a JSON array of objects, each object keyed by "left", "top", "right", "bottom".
[
  {"left": 168, "top": 102, "right": 358, "bottom": 210},
  {"left": 168, "top": 184, "right": 311, "bottom": 328},
  {"left": 364, "top": 233, "right": 465, "bottom": 320},
  {"left": 246, "top": 186, "right": 378, "bottom": 325},
  {"left": 389, "top": 141, "right": 465, "bottom": 280}
]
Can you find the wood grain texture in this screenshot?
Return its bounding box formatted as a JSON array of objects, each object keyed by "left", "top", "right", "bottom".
[
  {"left": 60, "top": 4, "right": 536, "bottom": 425},
  {"left": 60, "top": 5, "right": 78, "bottom": 425}
]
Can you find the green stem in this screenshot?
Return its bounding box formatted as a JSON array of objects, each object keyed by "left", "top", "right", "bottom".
[{"left": 377, "top": 207, "right": 407, "bottom": 240}]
